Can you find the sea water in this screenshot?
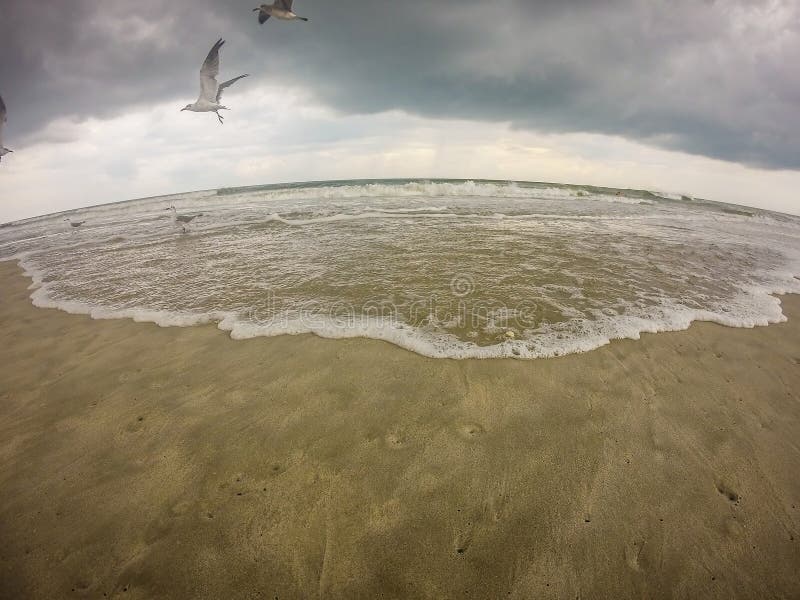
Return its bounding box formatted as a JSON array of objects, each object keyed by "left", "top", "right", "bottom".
[{"left": 2, "top": 179, "right": 799, "bottom": 359}]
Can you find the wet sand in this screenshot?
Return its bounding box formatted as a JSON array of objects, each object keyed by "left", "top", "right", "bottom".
[{"left": 0, "top": 260, "right": 798, "bottom": 599}]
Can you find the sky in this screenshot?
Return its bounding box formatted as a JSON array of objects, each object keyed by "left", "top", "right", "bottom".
[{"left": 0, "top": 0, "right": 798, "bottom": 222}]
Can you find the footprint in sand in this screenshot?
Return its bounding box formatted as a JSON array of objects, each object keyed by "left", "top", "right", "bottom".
[
  {"left": 384, "top": 432, "right": 407, "bottom": 449},
  {"left": 170, "top": 500, "right": 192, "bottom": 517},
  {"left": 123, "top": 416, "right": 146, "bottom": 433},
  {"left": 624, "top": 539, "right": 645, "bottom": 572},
  {"left": 716, "top": 481, "right": 740, "bottom": 504},
  {"left": 485, "top": 476, "right": 511, "bottom": 522},
  {"left": 458, "top": 423, "right": 486, "bottom": 440},
  {"left": 724, "top": 515, "right": 744, "bottom": 537},
  {"left": 454, "top": 525, "right": 474, "bottom": 556}
]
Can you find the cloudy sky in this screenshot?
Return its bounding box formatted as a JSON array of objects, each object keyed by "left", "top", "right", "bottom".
[{"left": 0, "top": 0, "right": 798, "bottom": 222}]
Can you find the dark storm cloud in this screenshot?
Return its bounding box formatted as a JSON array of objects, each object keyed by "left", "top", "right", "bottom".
[{"left": 2, "top": 0, "right": 799, "bottom": 169}]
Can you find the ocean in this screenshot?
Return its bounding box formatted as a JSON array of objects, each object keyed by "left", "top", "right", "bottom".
[{"left": 2, "top": 179, "right": 800, "bottom": 359}]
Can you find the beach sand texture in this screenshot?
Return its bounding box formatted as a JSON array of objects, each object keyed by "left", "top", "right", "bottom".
[{"left": 0, "top": 260, "right": 799, "bottom": 598}]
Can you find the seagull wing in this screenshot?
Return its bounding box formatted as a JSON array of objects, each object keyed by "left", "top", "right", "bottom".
[
  {"left": 216, "top": 75, "right": 249, "bottom": 103},
  {"left": 276, "top": 0, "right": 293, "bottom": 10},
  {"left": 0, "top": 95, "right": 6, "bottom": 149},
  {"left": 199, "top": 39, "right": 224, "bottom": 103},
  {"left": 259, "top": 10, "right": 271, "bottom": 24}
]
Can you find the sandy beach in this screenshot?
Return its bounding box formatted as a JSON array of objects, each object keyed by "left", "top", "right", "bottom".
[{"left": 0, "top": 259, "right": 798, "bottom": 598}]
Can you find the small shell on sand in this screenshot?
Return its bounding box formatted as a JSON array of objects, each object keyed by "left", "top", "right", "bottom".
[{"left": 504, "top": 330, "right": 516, "bottom": 340}]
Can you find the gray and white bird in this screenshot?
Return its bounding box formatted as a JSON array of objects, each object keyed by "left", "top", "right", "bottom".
[
  {"left": 0, "top": 95, "right": 12, "bottom": 163},
  {"left": 64, "top": 218, "right": 85, "bottom": 229},
  {"left": 168, "top": 205, "right": 203, "bottom": 233},
  {"left": 254, "top": 0, "right": 309, "bottom": 24},
  {"left": 181, "top": 39, "right": 248, "bottom": 124}
]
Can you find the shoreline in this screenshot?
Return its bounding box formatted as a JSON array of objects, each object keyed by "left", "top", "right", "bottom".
[
  {"left": 6, "top": 256, "right": 795, "bottom": 361},
  {"left": 1, "top": 261, "right": 799, "bottom": 598}
]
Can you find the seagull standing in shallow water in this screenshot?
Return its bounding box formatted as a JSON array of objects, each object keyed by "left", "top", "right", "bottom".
[
  {"left": 181, "top": 39, "right": 248, "bottom": 124},
  {"left": 168, "top": 206, "right": 203, "bottom": 233},
  {"left": 0, "top": 95, "right": 12, "bottom": 163},
  {"left": 254, "top": 0, "right": 309, "bottom": 24}
]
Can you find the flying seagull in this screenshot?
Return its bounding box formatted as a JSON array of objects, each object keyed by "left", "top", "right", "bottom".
[
  {"left": 168, "top": 205, "right": 203, "bottom": 233},
  {"left": 254, "top": 0, "right": 309, "bottom": 24},
  {"left": 0, "top": 95, "right": 12, "bottom": 163},
  {"left": 181, "top": 39, "right": 248, "bottom": 124}
]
